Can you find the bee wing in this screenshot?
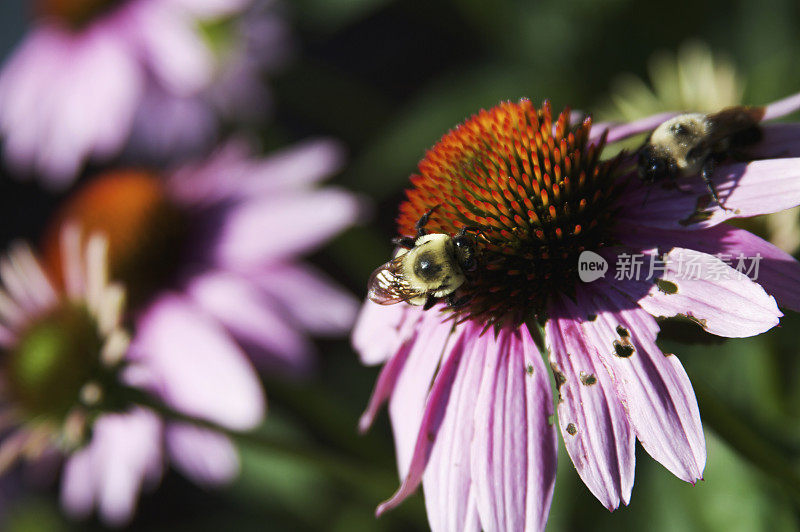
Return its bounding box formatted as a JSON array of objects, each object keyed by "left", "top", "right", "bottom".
[
  {"left": 706, "top": 106, "right": 765, "bottom": 143},
  {"left": 367, "top": 255, "right": 424, "bottom": 305}
]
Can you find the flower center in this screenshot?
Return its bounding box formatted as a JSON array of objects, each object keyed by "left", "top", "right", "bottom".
[
  {"left": 7, "top": 304, "right": 110, "bottom": 421},
  {"left": 35, "top": 0, "right": 126, "bottom": 28},
  {"left": 397, "top": 100, "right": 623, "bottom": 327},
  {"left": 43, "top": 171, "right": 188, "bottom": 311}
]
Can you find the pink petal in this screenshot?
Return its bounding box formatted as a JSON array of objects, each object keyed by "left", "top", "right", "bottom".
[
  {"left": 352, "top": 301, "right": 422, "bottom": 366},
  {"left": 166, "top": 423, "right": 239, "bottom": 485},
  {"left": 749, "top": 123, "right": 800, "bottom": 158},
  {"left": 377, "top": 324, "right": 470, "bottom": 516},
  {"left": 131, "top": 294, "right": 265, "bottom": 431},
  {"left": 167, "top": 139, "right": 345, "bottom": 205},
  {"left": 578, "top": 285, "right": 706, "bottom": 483},
  {"left": 613, "top": 248, "right": 781, "bottom": 337},
  {"left": 231, "top": 139, "right": 346, "bottom": 196},
  {"left": 0, "top": 26, "right": 142, "bottom": 186},
  {"left": 618, "top": 159, "right": 800, "bottom": 230},
  {"left": 388, "top": 310, "right": 455, "bottom": 478},
  {"left": 359, "top": 336, "right": 414, "bottom": 433},
  {"left": 61, "top": 445, "right": 96, "bottom": 519},
  {"left": 422, "top": 322, "right": 485, "bottom": 532},
  {"left": 166, "top": 0, "right": 249, "bottom": 18},
  {"left": 621, "top": 224, "right": 800, "bottom": 312},
  {"left": 596, "top": 112, "right": 679, "bottom": 144},
  {"left": 546, "top": 295, "right": 635, "bottom": 510},
  {"left": 254, "top": 263, "right": 359, "bottom": 336},
  {"left": 132, "top": 2, "right": 214, "bottom": 95},
  {"left": 61, "top": 409, "right": 163, "bottom": 527},
  {"left": 187, "top": 271, "right": 315, "bottom": 375},
  {"left": 213, "top": 189, "right": 361, "bottom": 268},
  {"left": 762, "top": 92, "right": 800, "bottom": 121},
  {"left": 470, "top": 325, "right": 557, "bottom": 532}
]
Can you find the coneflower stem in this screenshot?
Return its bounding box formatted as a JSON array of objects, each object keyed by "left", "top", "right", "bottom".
[{"left": 693, "top": 379, "right": 800, "bottom": 506}]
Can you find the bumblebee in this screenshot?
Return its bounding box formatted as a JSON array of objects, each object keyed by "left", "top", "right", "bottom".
[
  {"left": 368, "top": 208, "right": 478, "bottom": 310},
  {"left": 637, "top": 105, "right": 765, "bottom": 206}
]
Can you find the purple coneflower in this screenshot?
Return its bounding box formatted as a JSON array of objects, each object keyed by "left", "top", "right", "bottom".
[
  {"left": 353, "top": 96, "right": 800, "bottom": 530},
  {"left": 0, "top": 226, "right": 262, "bottom": 526},
  {"left": 0, "top": 0, "right": 284, "bottom": 187},
  {"left": 43, "top": 138, "right": 360, "bottom": 380}
]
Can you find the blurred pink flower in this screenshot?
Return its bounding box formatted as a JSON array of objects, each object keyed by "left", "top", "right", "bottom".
[
  {"left": 44, "top": 138, "right": 362, "bottom": 379},
  {"left": 354, "top": 95, "right": 800, "bottom": 530},
  {"left": 0, "top": 0, "right": 287, "bottom": 187},
  {"left": 0, "top": 226, "right": 262, "bottom": 527}
]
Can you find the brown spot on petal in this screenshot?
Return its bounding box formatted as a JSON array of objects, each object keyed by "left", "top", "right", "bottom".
[
  {"left": 655, "top": 279, "right": 679, "bottom": 295},
  {"left": 613, "top": 340, "right": 635, "bottom": 358},
  {"left": 613, "top": 324, "right": 635, "bottom": 357},
  {"left": 526, "top": 364, "right": 534, "bottom": 375},
  {"left": 550, "top": 362, "right": 567, "bottom": 394},
  {"left": 566, "top": 423, "right": 577, "bottom": 435},
  {"left": 586, "top": 314, "right": 597, "bottom": 321},
  {"left": 579, "top": 372, "right": 597, "bottom": 385}
]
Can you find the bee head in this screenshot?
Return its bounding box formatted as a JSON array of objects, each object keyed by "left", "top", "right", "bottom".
[
  {"left": 637, "top": 145, "right": 677, "bottom": 184},
  {"left": 453, "top": 233, "right": 477, "bottom": 272}
]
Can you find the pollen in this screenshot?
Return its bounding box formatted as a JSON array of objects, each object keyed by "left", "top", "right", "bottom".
[{"left": 397, "top": 100, "right": 623, "bottom": 326}]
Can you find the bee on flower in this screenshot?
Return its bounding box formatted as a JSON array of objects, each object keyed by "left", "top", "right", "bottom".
[{"left": 353, "top": 95, "right": 800, "bottom": 531}]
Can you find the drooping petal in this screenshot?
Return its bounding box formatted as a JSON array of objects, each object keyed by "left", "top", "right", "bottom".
[
  {"left": 352, "top": 301, "right": 422, "bottom": 366},
  {"left": 213, "top": 188, "right": 361, "bottom": 268},
  {"left": 378, "top": 324, "right": 469, "bottom": 515},
  {"left": 165, "top": 423, "right": 239, "bottom": 485},
  {"left": 61, "top": 409, "right": 163, "bottom": 527},
  {"left": 619, "top": 223, "right": 800, "bottom": 312},
  {"left": 611, "top": 247, "right": 781, "bottom": 337},
  {"left": 546, "top": 295, "right": 635, "bottom": 510},
  {"left": 359, "top": 336, "right": 414, "bottom": 433},
  {"left": 130, "top": 294, "right": 265, "bottom": 431},
  {"left": 422, "top": 322, "right": 485, "bottom": 532},
  {"left": 387, "top": 310, "right": 456, "bottom": 478},
  {"left": 618, "top": 159, "right": 800, "bottom": 230},
  {"left": 470, "top": 324, "right": 557, "bottom": 532},
  {"left": 60, "top": 443, "right": 96, "bottom": 520},
  {"left": 577, "top": 285, "right": 706, "bottom": 484},
  {"left": 187, "top": 271, "right": 315, "bottom": 375}
]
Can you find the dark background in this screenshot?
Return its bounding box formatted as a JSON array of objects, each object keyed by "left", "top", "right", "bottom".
[{"left": 2, "top": 0, "right": 800, "bottom": 530}]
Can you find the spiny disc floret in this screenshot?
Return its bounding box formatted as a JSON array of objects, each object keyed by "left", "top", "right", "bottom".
[{"left": 397, "top": 99, "right": 622, "bottom": 326}]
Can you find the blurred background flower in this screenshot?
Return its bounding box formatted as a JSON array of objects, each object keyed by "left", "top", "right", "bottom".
[
  {"left": 42, "top": 139, "right": 361, "bottom": 377},
  {"left": 0, "top": 227, "right": 264, "bottom": 527},
  {"left": 599, "top": 40, "right": 743, "bottom": 121},
  {"left": 0, "top": 0, "right": 287, "bottom": 187}
]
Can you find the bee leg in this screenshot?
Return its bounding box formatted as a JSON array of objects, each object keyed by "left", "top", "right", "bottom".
[
  {"left": 391, "top": 236, "right": 416, "bottom": 248},
  {"left": 446, "top": 292, "right": 473, "bottom": 309},
  {"left": 415, "top": 205, "right": 440, "bottom": 237},
  {"left": 456, "top": 226, "right": 481, "bottom": 237},
  {"left": 700, "top": 158, "right": 731, "bottom": 211},
  {"left": 422, "top": 295, "right": 438, "bottom": 311}
]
